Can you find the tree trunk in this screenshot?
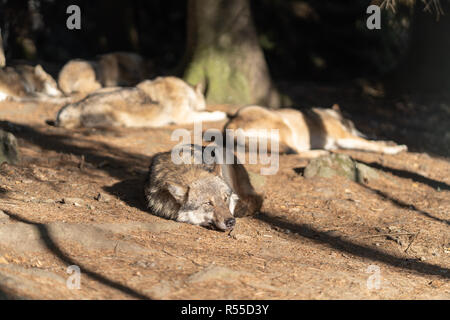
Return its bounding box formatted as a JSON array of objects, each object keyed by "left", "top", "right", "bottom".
[{"left": 183, "top": 0, "right": 282, "bottom": 107}]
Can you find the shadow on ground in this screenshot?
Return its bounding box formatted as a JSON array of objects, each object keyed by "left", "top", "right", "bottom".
[
  {"left": 255, "top": 212, "right": 449, "bottom": 279},
  {"left": 1, "top": 210, "right": 152, "bottom": 300}
]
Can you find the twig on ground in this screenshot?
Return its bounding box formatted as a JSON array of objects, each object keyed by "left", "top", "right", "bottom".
[
  {"left": 405, "top": 231, "right": 420, "bottom": 253},
  {"left": 162, "top": 248, "right": 203, "bottom": 266},
  {"left": 352, "top": 232, "right": 415, "bottom": 239}
]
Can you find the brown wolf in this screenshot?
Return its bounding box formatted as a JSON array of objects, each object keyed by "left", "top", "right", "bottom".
[
  {"left": 0, "top": 64, "right": 62, "bottom": 101},
  {"left": 57, "top": 52, "right": 146, "bottom": 95},
  {"left": 225, "top": 105, "right": 407, "bottom": 155},
  {"left": 55, "top": 76, "right": 226, "bottom": 128},
  {"left": 143, "top": 145, "right": 262, "bottom": 231}
]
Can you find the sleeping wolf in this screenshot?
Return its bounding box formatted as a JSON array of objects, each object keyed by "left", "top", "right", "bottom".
[
  {"left": 143, "top": 145, "right": 262, "bottom": 231},
  {"left": 225, "top": 105, "right": 407, "bottom": 155},
  {"left": 58, "top": 52, "right": 146, "bottom": 95},
  {"left": 55, "top": 76, "right": 226, "bottom": 128},
  {"left": 0, "top": 64, "right": 62, "bottom": 101}
]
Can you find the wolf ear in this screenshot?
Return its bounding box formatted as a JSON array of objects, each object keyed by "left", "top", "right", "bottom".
[
  {"left": 34, "top": 64, "right": 47, "bottom": 78},
  {"left": 331, "top": 104, "right": 341, "bottom": 112},
  {"left": 167, "top": 183, "right": 188, "bottom": 202},
  {"left": 229, "top": 193, "right": 240, "bottom": 215},
  {"left": 194, "top": 83, "right": 204, "bottom": 95}
]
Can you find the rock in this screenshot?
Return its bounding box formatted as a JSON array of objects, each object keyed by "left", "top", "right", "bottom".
[
  {"left": 355, "top": 163, "right": 380, "bottom": 184},
  {"left": 0, "top": 130, "right": 20, "bottom": 165},
  {"left": 304, "top": 154, "right": 356, "bottom": 180},
  {"left": 61, "top": 197, "right": 84, "bottom": 206},
  {"left": 132, "top": 260, "right": 155, "bottom": 268},
  {"left": 94, "top": 192, "right": 113, "bottom": 202},
  {"left": 304, "top": 154, "right": 380, "bottom": 183}
]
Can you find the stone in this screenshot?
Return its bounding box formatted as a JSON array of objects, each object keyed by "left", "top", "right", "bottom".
[
  {"left": 61, "top": 198, "right": 84, "bottom": 206},
  {"left": 0, "top": 130, "right": 20, "bottom": 165},
  {"left": 94, "top": 193, "right": 113, "bottom": 202},
  {"left": 303, "top": 154, "right": 380, "bottom": 183},
  {"left": 304, "top": 154, "right": 356, "bottom": 180},
  {"left": 355, "top": 163, "right": 380, "bottom": 184}
]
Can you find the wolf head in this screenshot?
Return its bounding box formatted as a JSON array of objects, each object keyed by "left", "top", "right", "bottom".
[
  {"left": 167, "top": 175, "right": 239, "bottom": 231},
  {"left": 55, "top": 102, "right": 82, "bottom": 128}
]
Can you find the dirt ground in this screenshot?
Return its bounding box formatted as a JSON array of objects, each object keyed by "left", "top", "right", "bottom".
[{"left": 0, "top": 82, "right": 448, "bottom": 299}]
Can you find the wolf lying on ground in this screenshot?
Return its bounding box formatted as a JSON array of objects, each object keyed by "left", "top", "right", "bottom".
[
  {"left": 143, "top": 144, "right": 262, "bottom": 231},
  {"left": 55, "top": 76, "right": 227, "bottom": 128},
  {"left": 225, "top": 105, "right": 407, "bottom": 155},
  {"left": 0, "top": 64, "right": 62, "bottom": 101},
  {"left": 57, "top": 52, "right": 147, "bottom": 95}
]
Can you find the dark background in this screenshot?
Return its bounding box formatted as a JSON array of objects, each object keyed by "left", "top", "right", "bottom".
[{"left": 1, "top": 0, "right": 449, "bottom": 92}]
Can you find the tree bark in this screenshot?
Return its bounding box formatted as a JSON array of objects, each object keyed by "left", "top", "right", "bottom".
[{"left": 183, "top": 0, "right": 282, "bottom": 107}]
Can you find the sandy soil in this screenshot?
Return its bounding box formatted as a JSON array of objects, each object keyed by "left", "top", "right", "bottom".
[{"left": 0, "top": 83, "right": 448, "bottom": 299}]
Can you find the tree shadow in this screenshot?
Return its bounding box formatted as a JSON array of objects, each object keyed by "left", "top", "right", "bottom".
[
  {"left": 0, "top": 121, "right": 150, "bottom": 181},
  {"left": 357, "top": 160, "right": 450, "bottom": 191},
  {"left": 361, "top": 184, "right": 450, "bottom": 226},
  {"left": 1, "top": 210, "right": 151, "bottom": 300},
  {"left": 0, "top": 287, "right": 14, "bottom": 299},
  {"left": 255, "top": 212, "right": 449, "bottom": 279}
]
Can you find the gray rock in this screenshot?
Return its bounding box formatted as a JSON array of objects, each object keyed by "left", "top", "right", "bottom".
[
  {"left": 304, "top": 154, "right": 357, "bottom": 180},
  {"left": 304, "top": 154, "right": 380, "bottom": 183},
  {"left": 0, "top": 130, "right": 20, "bottom": 165},
  {"left": 355, "top": 163, "right": 380, "bottom": 184},
  {"left": 61, "top": 198, "right": 84, "bottom": 206},
  {"left": 94, "top": 193, "right": 113, "bottom": 202}
]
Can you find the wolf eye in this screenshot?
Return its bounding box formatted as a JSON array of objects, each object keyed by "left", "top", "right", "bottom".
[{"left": 204, "top": 200, "right": 214, "bottom": 206}]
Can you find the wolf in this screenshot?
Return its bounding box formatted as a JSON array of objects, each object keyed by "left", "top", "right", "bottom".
[
  {"left": 143, "top": 145, "right": 263, "bottom": 231},
  {"left": 0, "top": 64, "right": 62, "bottom": 101},
  {"left": 225, "top": 105, "right": 407, "bottom": 155},
  {"left": 55, "top": 76, "right": 227, "bottom": 128},
  {"left": 57, "top": 52, "right": 146, "bottom": 95}
]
